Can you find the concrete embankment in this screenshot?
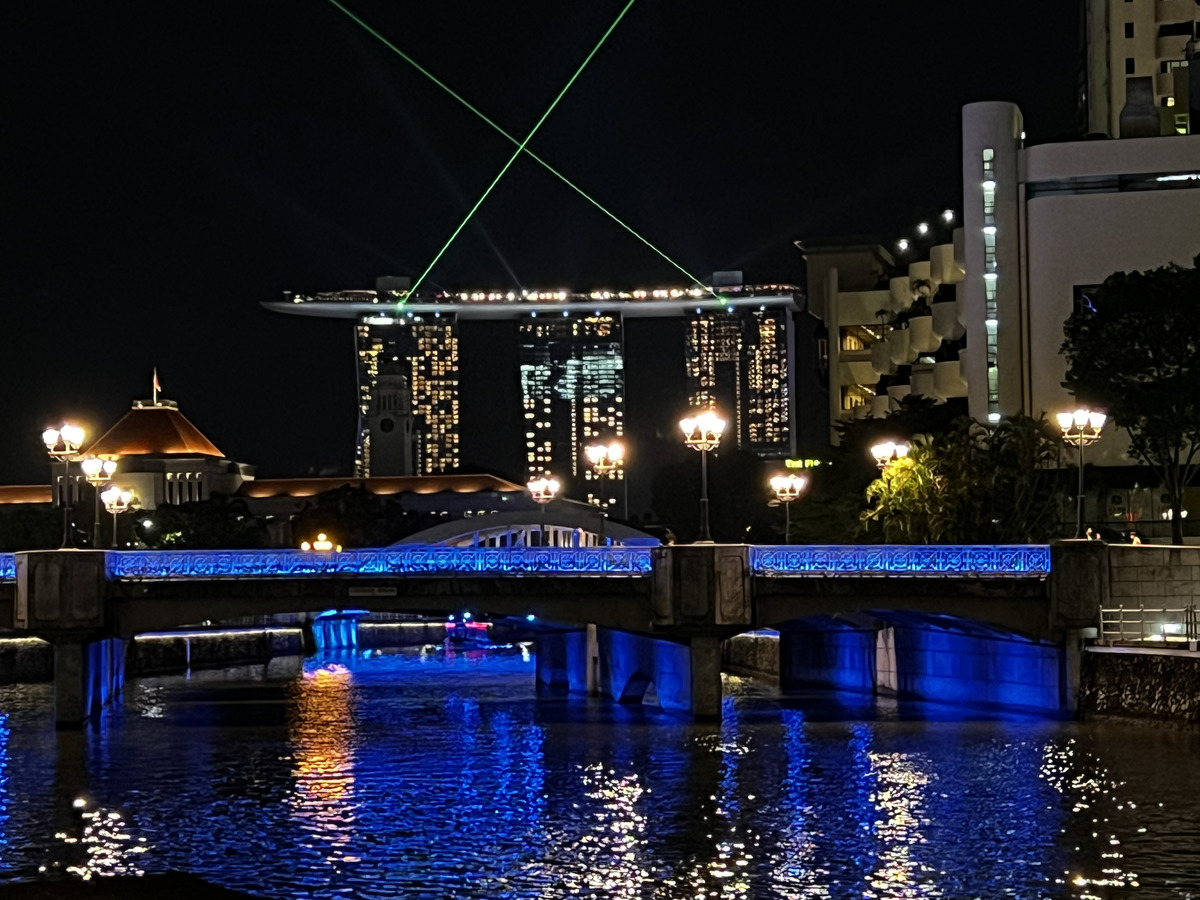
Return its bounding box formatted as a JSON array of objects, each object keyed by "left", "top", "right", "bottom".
[{"left": 1079, "top": 646, "right": 1200, "bottom": 727}]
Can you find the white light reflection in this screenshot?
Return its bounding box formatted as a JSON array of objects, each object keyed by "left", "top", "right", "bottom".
[
  {"left": 863, "top": 750, "right": 939, "bottom": 897},
  {"left": 1039, "top": 739, "right": 1140, "bottom": 894},
  {"left": 55, "top": 800, "right": 151, "bottom": 880},
  {"left": 286, "top": 662, "right": 360, "bottom": 869}
]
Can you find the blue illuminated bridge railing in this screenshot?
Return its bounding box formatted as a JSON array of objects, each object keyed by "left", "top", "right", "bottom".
[
  {"left": 0, "top": 545, "right": 1052, "bottom": 583},
  {"left": 106, "top": 547, "right": 654, "bottom": 579},
  {"left": 751, "top": 545, "right": 1051, "bottom": 577}
]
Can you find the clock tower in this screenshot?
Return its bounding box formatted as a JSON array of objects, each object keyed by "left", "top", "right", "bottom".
[{"left": 366, "top": 358, "right": 416, "bottom": 476}]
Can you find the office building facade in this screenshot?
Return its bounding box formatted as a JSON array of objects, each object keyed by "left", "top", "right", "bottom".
[{"left": 520, "top": 312, "right": 625, "bottom": 508}]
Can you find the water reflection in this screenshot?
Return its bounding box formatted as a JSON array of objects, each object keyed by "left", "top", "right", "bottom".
[
  {"left": 288, "top": 661, "right": 359, "bottom": 870},
  {"left": 0, "top": 655, "right": 1197, "bottom": 897}
]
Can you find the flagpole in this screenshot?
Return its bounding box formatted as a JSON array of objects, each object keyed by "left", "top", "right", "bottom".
[{"left": 152, "top": 368, "right": 159, "bottom": 405}]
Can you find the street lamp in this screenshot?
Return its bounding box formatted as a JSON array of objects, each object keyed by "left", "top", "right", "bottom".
[
  {"left": 584, "top": 440, "right": 628, "bottom": 519},
  {"left": 769, "top": 473, "right": 809, "bottom": 544},
  {"left": 870, "top": 440, "right": 909, "bottom": 469},
  {"left": 1057, "top": 408, "right": 1105, "bottom": 538},
  {"left": 527, "top": 475, "right": 560, "bottom": 547},
  {"left": 680, "top": 408, "right": 726, "bottom": 543},
  {"left": 42, "top": 424, "right": 85, "bottom": 548},
  {"left": 80, "top": 457, "right": 118, "bottom": 548},
  {"left": 100, "top": 485, "right": 133, "bottom": 549}
]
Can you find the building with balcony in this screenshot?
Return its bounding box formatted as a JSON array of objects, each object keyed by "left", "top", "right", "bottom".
[
  {"left": 1081, "top": 0, "right": 1198, "bottom": 137},
  {"left": 801, "top": 100, "right": 1200, "bottom": 460}
]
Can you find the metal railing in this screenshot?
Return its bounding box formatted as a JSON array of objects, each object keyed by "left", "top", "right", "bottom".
[{"left": 1100, "top": 604, "right": 1199, "bottom": 643}]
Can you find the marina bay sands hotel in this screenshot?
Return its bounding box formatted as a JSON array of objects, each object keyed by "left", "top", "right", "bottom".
[{"left": 264, "top": 274, "right": 801, "bottom": 505}]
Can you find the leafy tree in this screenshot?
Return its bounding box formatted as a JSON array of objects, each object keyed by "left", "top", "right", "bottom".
[
  {"left": 1061, "top": 255, "right": 1200, "bottom": 544},
  {"left": 290, "top": 484, "right": 418, "bottom": 548},
  {"left": 138, "top": 494, "right": 268, "bottom": 549},
  {"left": 861, "top": 415, "right": 1063, "bottom": 543},
  {"left": 0, "top": 505, "right": 62, "bottom": 551}
]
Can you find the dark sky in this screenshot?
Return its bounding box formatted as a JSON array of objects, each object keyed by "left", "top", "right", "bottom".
[{"left": 4, "top": 1, "right": 1081, "bottom": 485}]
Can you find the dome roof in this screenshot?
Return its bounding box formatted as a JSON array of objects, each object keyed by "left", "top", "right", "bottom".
[{"left": 84, "top": 402, "right": 225, "bottom": 459}]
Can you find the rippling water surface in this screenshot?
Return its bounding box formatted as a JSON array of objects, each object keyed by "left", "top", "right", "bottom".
[{"left": 0, "top": 646, "right": 1198, "bottom": 898}]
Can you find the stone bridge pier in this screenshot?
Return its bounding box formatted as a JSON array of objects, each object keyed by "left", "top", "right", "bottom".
[
  {"left": 14, "top": 551, "right": 126, "bottom": 728},
  {"left": 535, "top": 544, "right": 750, "bottom": 719}
]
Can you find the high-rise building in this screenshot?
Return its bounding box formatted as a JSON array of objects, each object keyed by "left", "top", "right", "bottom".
[
  {"left": 685, "top": 305, "right": 794, "bottom": 458},
  {"left": 1080, "top": 0, "right": 1196, "bottom": 137},
  {"left": 520, "top": 312, "right": 624, "bottom": 507},
  {"left": 267, "top": 279, "right": 801, "bottom": 481},
  {"left": 355, "top": 310, "right": 459, "bottom": 476}
]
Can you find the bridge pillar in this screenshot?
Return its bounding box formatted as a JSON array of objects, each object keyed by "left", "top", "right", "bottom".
[
  {"left": 53, "top": 638, "right": 125, "bottom": 728},
  {"left": 534, "top": 630, "right": 588, "bottom": 693},
  {"left": 14, "top": 551, "right": 123, "bottom": 727},
  {"left": 593, "top": 628, "right": 724, "bottom": 719}
]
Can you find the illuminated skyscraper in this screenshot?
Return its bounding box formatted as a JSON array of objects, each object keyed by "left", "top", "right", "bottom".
[
  {"left": 685, "top": 306, "right": 794, "bottom": 457},
  {"left": 267, "top": 278, "right": 800, "bottom": 480},
  {"left": 355, "top": 312, "right": 459, "bottom": 475},
  {"left": 520, "top": 312, "right": 624, "bottom": 508}
]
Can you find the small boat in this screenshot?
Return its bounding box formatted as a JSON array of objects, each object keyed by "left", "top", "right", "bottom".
[{"left": 444, "top": 619, "right": 492, "bottom": 649}]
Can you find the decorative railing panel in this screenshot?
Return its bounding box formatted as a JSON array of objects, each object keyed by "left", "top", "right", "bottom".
[
  {"left": 106, "top": 546, "right": 654, "bottom": 580},
  {"left": 0, "top": 554, "right": 14, "bottom": 582},
  {"left": 750, "top": 545, "right": 1051, "bottom": 577}
]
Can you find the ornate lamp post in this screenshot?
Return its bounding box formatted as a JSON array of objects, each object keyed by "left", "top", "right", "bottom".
[
  {"left": 769, "top": 473, "right": 809, "bottom": 544},
  {"left": 870, "top": 440, "right": 909, "bottom": 469},
  {"left": 100, "top": 485, "right": 133, "bottom": 549},
  {"left": 1057, "top": 408, "right": 1105, "bottom": 538},
  {"left": 680, "top": 408, "right": 726, "bottom": 543},
  {"left": 527, "top": 475, "right": 560, "bottom": 547},
  {"left": 42, "top": 424, "right": 85, "bottom": 548},
  {"left": 80, "top": 457, "right": 117, "bottom": 548},
  {"left": 584, "top": 440, "right": 627, "bottom": 519}
]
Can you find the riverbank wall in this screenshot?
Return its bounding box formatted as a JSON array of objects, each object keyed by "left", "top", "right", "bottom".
[
  {"left": 1078, "top": 646, "right": 1200, "bottom": 726},
  {"left": 0, "top": 621, "right": 492, "bottom": 684}
]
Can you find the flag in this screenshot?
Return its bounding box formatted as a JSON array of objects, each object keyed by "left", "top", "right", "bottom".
[{"left": 152, "top": 368, "right": 161, "bottom": 403}]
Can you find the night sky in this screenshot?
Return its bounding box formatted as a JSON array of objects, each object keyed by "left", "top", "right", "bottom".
[{"left": 5, "top": 1, "right": 1080, "bottom": 486}]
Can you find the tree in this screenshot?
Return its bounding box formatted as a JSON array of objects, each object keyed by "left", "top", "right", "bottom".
[
  {"left": 861, "top": 415, "right": 1063, "bottom": 544},
  {"left": 1061, "top": 255, "right": 1200, "bottom": 544},
  {"left": 138, "top": 494, "right": 268, "bottom": 549}
]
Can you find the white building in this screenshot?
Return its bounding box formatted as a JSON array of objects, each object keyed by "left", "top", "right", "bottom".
[
  {"left": 1082, "top": 0, "right": 1196, "bottom": 137},
  {"left": 802, "top": 100, "right": 1200, "bottom": 469}
]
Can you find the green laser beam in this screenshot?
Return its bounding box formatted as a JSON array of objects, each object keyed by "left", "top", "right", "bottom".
[
  {"left": 405, "top": 0, "right": 636, "bottom": 295},
  {"left": 325, "top": 0, "right": 722, "bottom": 300}
]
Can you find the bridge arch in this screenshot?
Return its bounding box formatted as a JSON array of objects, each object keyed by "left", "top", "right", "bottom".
[{"left": 396, "top": 509, "right": 660, "bottom": 548}]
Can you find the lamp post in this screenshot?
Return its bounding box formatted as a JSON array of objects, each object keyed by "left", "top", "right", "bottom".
[
  {"left": 527, "top": 475, "right": 560, "bottom": 546},
  {"left": 769, "top": 473, "right": 809, "bottom": 544},
  {"left": 100, "top": 485, "right": 132, "bottom": 549},
  {"left": 584, "top": 440, "right": 627, "bottom": 519},
  {"left": 870, "top": 440, "right": 909, "bottom": 469},
  {"left": 80, "top": 457, "right": 117, "bottom": 548},
  {"left": 42, "top": 424, "right": 85, "bottom": 548},
  {"left": 680, "top": 408, "right": 726, "bottom": 543},
  {"left": 1057, "top": 408, "right": 1105, "bottom": 538}
]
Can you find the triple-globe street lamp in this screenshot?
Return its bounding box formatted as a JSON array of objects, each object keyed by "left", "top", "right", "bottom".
[
  {"left": 527, "top": 475, "right": 560, "bottom": 546},
  {"left": 100, "top": 485, "right": 133, "bottom": 548},
  {"left": 870, "top": 440, "right": 909, "bottom": 469},
  {"left": 769, "top": 473, "right": 809, "bottom": 544},
  {"left": 584, "top": 440, "right": 627, "bottom": 519},
  {"left": 81, "top": 456, "right": 118, "bottom": 548},
  {"left": 42, "top": 424, "right": 86, "bottom": 548},
  {"left": 680, "top": 409, "right": 726, "bottom": 543},
  {"left": 1057, "top": 408, "right": 1105, "bottom": 538}
]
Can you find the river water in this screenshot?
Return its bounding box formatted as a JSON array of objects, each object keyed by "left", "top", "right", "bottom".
[{"left": 0, "top": 645, "right": 1197, "bottom": 899}]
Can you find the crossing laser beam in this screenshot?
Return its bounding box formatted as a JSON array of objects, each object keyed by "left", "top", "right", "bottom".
[{"left": 326, "top": 0, "right": 722, "bottom": 300}]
